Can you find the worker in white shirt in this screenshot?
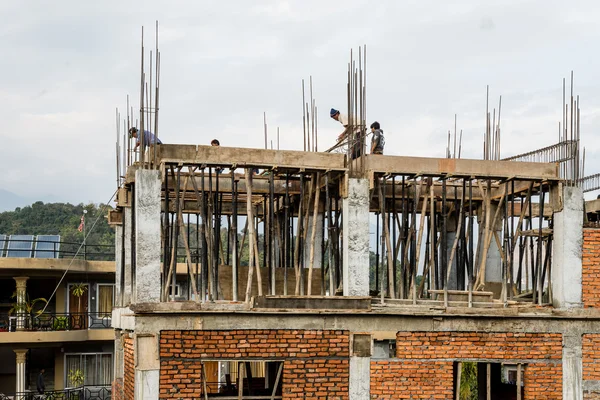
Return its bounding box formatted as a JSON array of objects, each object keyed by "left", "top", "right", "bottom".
[{"left": 330, "top": 108, "right": 363, "bottom": 159}]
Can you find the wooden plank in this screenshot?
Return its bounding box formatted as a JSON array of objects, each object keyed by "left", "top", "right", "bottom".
[
  {"left": 365, "top": 155, "right": 559, "bottom": 180},
  {"left": 157, "top": 144, "right": 347, "bottom": 171}
]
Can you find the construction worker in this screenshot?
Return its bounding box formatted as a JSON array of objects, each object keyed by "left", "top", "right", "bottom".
[
  {"left": 211, "top": 139, "right": 220, "bottom": 146},
  {"left": 330, "top": 108, "right": 362, "bottom": 159},
  {"left": 129, "top": 127, "right": 162, "bottom": 150},
  {"left": 370, "top": 121, "right": 385, "bottom": 155}
]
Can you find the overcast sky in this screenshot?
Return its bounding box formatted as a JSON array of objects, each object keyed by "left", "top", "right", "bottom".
[{"left": 1, "top": 0, "right": 600, "bottom": 205}]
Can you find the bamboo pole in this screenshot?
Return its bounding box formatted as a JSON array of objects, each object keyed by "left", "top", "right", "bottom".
[
  {"left": 307, "top": 172, "right": 321, "bottom": 296},
  {"left": 252, "top": 204, "right": 263, "bottom": 296},
  {"left": 244, "top": 169, "right": 255, "bottom": 302},
  {"left": 411, "top": 180, "right": 428, "bottom": 303},
  {"left": 378, "top": 176, "right": 395, "bottom": 298}
]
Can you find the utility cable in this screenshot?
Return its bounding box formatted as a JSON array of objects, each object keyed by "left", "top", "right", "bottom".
[{"left": 41, "top": 188, "right": 118, "bottom": 314}]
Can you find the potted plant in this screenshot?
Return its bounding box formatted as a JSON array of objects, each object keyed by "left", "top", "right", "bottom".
[
  {"left": 8, "top": 293, "right": 48, "bottom": 331},
  {"left": 67, "top": 368, "right": 85, "bottom": 400}
]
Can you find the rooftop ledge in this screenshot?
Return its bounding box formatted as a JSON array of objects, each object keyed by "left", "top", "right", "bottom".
[{"left": 125, "top": 296, "right": 600, "bottom": 320}]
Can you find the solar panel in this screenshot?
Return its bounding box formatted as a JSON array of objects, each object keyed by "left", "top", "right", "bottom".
[
  {"left": 34, "top": 235, "right": 60, "bottom": 259},
  {"left": 6, "top": 235, "right": 34, "bottom": 258},
  {"left": 0, "top": 235, "right": 6, "bottom": 257}
]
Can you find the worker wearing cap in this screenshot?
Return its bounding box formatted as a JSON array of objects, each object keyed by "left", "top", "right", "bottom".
[
  {"left": 129, "top": 127, "right": 162, "bottom": 150},
  {"left": 330, "top": 108, "right": 362, "bottom": 159}
]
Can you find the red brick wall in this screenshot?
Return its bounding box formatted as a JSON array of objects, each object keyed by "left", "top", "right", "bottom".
[
  {"left": 123, "top": 336, "right": 135, "bottom": 400},
  {"left": 159, "top": 330, "right": 349, "bottom": 400},
  {"left": 583, "top": 334, "right": 600, "bottom": 399},
  {"left": 370, "top": 360, "right": 453, "bottom": 399},
  {"left": 583, "top": 229, "right": 600, "bottom": 308},
  {"left": 111, "top": 377, "right": 124, "bottom": 400},
  {"left": 284, "top": 359, "right": 349, "bottom": 399},
  {"left": 369, "top": 332, "right": 562, "bottom": 399}
]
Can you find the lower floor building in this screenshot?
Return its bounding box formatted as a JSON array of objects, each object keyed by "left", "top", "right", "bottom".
[
  {"left": 0, "top": 341, "right": 113, "bottom": 397},
  {"left": 111, "top": 301, "right": 600, "bottom": 400}
]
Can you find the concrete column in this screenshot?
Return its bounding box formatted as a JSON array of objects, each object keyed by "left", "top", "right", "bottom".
[
  {"left": 114, "top": 331, "right": 125, "bottom": 381},
  {"left": 134, "top": 334, "right": 159, "bottom": 400},
  {"left": 349, "top": 333, "right": 371, "bottom": 399},
  {"left": 115, "top": 224, "right": 124, "bottom": 307},
  {"left": 552, "top": 186, "right": 583, "bottom": 308},
  {"left": 14, "top": 349, "right": 27, "bottom": 393},
  {"left": 478, "top": 203, "right": 503, "bottom": 296},
  {"left": 343, "top": 178, "right": 370, "bottom": 296},
  {"left": 123, "top": 207, "right": 133, "bottom": 305},
  {"left": 349, "top": 357, "right": 370, "bottom": 399},
  {"left": 13, "top": 277, "right": 28, "bottom": 331},
  {"left": 134, "top": 169, "right": 162, "bottom": 303},
  {"left": 563, "top": 334, "right": 583, "bottom": 400}
]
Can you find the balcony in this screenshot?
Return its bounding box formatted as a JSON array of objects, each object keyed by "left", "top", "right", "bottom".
[
  {"left": 1, "top": 385, "right": 111, "bottom": 399},
  {"left": 0, "top": 312, "right": 111, "bottom": 332}
]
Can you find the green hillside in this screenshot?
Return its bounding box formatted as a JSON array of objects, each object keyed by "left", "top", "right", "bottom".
[{"left": 0, "top": 202, "right": 114, "bottom": 259}]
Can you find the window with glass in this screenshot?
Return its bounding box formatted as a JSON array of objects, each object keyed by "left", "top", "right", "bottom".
[{"left": 65, "top": 353, "right": 113, "bottom": 387}]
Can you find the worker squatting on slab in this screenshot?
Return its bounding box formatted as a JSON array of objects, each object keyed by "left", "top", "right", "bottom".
[{"left": 129, "top": 127, "right": 162, "bottom": 150}]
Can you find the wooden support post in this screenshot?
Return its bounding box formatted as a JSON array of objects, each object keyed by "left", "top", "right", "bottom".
[
  {"left": 201, "top": 361, "right": 209, "bottom": 400},
  {"left": 378, "top": 176, "right": 395, "bottom": 298},
  {"left": 455, "top": 362, "right": 462, "bottom": 400},
  {"left": 245, "top": 169, "right": 256, "bottom": 302},
  {"left": 412, "top": 181, "right": 428, "bottom": 303},
  {"left": 238, "top": 362, "right": 244, "bottom": 400},
  {"left": 516, "top": 363, "right": 522, "bottom": 400},
  {"left": 486, "top": 363, "right": 491, "bottom": 400},
  {"left": 271, "top": 363, "right": 283, "bottom": 400},
  {"left": 307, "top": 172, "right": 321, "bottom": 296}
]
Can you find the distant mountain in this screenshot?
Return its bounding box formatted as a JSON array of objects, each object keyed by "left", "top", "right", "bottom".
[
  {"left": 0, "top": 189, "right": 30, "bottom": 212},
  {"left": 0, "top": 190, "right": 61, "bottom": 212}
]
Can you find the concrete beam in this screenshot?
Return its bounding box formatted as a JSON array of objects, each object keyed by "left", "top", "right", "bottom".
[
  {"left": 156, "top": 145, "right": 347, "bottom": 171},
  {"left": 0, "top": 258, "right": 114, "bottom": 274},
  {"left": 365, "top": 155, "right": 559, "bottom": 180}
]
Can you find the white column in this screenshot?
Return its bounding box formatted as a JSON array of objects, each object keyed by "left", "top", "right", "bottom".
[
  {"left": 563, "top": 334, "right": 583, "bottom": 400},
  {"left": 115, "top": 224, "right": 124, "bottom": 307},
  {"left": 13, "top": 277, "right": 28, "bottom": 331},
  {"left": 134, "top": 334, "right": 159, "bottom": 400},
  {"left": 134, "top": 169, "right": 162, "bottom": 303},
  {"left": 343, "top": 178, "right": 370, "bottom": 296},
  {"left": 14, "top": 349, "right": 27, "bottom": 394},
  {"left": 552, "top": 186, "right": 583, "bottom": 308},
  {"left": 123, "top": 207, "right": 133, "bottom": 305}
]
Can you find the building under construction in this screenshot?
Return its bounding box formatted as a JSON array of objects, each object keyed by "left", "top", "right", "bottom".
[{"left": 108, "top": 38, "right": 600, "bottom": 400}]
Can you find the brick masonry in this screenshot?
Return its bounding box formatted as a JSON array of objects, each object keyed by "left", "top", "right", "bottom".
[
  {"left": 123, "top": 335, "right": 135, "bottom": 400},
  {"left": 159, "top": 329, "right": 349, "bottom": 400},
  {"left": 371, "top": 360, "right": 453, "bottom": 399},
  {"left": 583, "top": 228, "right": 600, "bottom": 308},
  {"left": 583, "top": 334, "right": 600, "bottom": 400},
  {"left": 367, "top": 332, "right": 563, "bottom": 399},
  {"left": 111, "top": 377, "right": 124, "bottom": 400}
]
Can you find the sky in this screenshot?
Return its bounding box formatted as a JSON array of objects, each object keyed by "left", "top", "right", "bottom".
[{"left": 2, "top": 0, "right": 600, "bottom": 206}]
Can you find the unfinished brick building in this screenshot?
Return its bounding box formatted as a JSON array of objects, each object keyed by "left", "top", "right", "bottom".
[{"left": 106, "top": 135, "right": 600, "bottom": 399}]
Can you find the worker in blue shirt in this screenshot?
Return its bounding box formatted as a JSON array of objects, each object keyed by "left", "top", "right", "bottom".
[{"left": 129, "top": 127, "right": 162, "bottom": 150}]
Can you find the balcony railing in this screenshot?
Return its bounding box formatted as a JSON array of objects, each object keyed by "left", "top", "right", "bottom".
[
  {"left": 0, "top": 237, "right": 114, "bottom": 261},
  {"left": 1, "top": 385, "right": 111, "bottom": 400},
  {"left": 0, "top": 312, "right": 112, "bottom": 332}
]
